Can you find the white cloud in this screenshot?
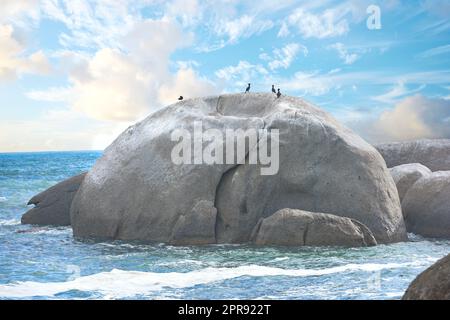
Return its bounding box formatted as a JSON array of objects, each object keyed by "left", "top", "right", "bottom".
[
  {"left": 214, "top": 15, "right": 273, "bottom": 45},
  {"left": 373, "top": 95, "right": 450, "bottom": 141},
  {"left": 344, "top": 95, "right": 450, "bottom": 143},
  {"left": 278, "top": 70, "right": 334, "bottom": 96},
  {"left": 215, "top": 61, "right": 268, "bottom": 89},
  {"left": 372, "top": 82, "right": 426, "bottom": 104},
  {"left": 267, "top": 43, "right": 307, "bottom": 70},
  {"left": 329, "top": 42, "right": 359, "bottom": 64},
  {"left": 0, "top": 24, "right": 51, "bottom": 81},
  {"left": 258, "top": 52, "right": 271, "bottom": 61},
  {"left": 159, "top": 68, "right": 218, "bottom": 106},
  {"left": 123, "top": 18, "right": 190, "bottom": 66},
  {"left": 165, "top": 0, "right": 201, "bottom": 27},
  {"left": 264, "top": 69, "right": 449, "bottom": 98},
  {"left": 28, "top": 17, "right": 216, "bottom": 122},
  {"left": 0, "top": 0, "right": 40, "bottom": 25},
  {"left": 284, "top": 8, "right": 349, "bottom": 39},
  {"left": 40, "top": 0, "right": 142, "bottom": 49},
  {"left": 69, "top": 48, "right": 153, "bottom": 121}
]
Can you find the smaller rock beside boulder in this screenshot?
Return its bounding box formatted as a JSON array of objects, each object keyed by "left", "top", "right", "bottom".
[
  {"left": 21, "top": 173, "right": 86, "bottom": 226},
  {"left": 402, "top": 171, "right": 450, "bottom": 239},
  {"left": 403, "top": 254, "right": 450, "bottom": 300},
  {"left": 389, "top": 163, "right": 431, "bottom": 203},
  {"left": 169, "top": 200, "right": 217, "bottom": 245},
  {"left": 251, "top": 209, "right": 377, "bottom": 247}
]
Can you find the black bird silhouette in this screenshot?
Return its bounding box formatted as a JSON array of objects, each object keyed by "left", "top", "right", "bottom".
[
  {"left": 272, "top": 85, "right": 276, "bottom": 94},
  {"left": 277, "top": 88, "right": 281, "bottom": 98},
  {"left": 178, "top": 96, "right": 183, "bottom": 101},
  {"left": 245, "top": 83, "right": 251, "bottom": 93}
]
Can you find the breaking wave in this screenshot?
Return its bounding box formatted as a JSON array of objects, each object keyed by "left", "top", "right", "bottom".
[{"left": 0, "top": 260, "right": 434, "bottom": 299}]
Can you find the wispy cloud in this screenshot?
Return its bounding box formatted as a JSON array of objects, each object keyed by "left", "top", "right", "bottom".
[
  {"left": 280, "top": 7, "right": 349, "bottom": 39},
  {"left": 215, "top": 60, "right": 268, "bottom": 87},
  {"left": 260, "top": 43, "right": 308, "bottom": 71},
  {"left": 214, "top": 15, "right": 273, "bottom": 45},
  {"left": 0, "top": 24, "right": 51, "bottom": 81},
  {"left": 372, "top": 82, "right": 426, "bottom": 104},
  {"left": 418, "top": 44, "right": 450, "bottom": 58},
  {"left": 328, "top": 42, "right": 359, "bottom": 64}
]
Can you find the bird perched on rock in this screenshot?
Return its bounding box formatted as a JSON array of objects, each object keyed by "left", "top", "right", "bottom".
[
  {"left": 272, "top": 85, "right": 276, "bottom": 94},
  {"left": 178, "top": 96, "right": 183, "bottom": 101},
  {"left": 245, "top": 83, "right": 251, "bottom": 93},
  {"left": 277, "top": 88, "right": 281, "bottom": 98}
]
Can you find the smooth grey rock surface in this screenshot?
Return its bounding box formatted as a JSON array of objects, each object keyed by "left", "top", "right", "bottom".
[
  {"left": 402, "top": 171, "right": 450, "bottom": 239},
  {"left": 389, "top": 163, "right": 431, "bottom": 203},
  {"left": 403, "top": 254, "right": 450, "bottom": 300},
  {"left": 251, "top": 209, "right": 377, "bottom": 247},
  {"left": 21, "top": 173, "right": 86, "bottom": 226},
  {"left": 70, "top": 93, "right": 406, "bottom": 244},
  {"left": 169, "top": 200, "right": 217, "bottom": 245},
  {"left": 376, "top": 139, "right": 450, "bottom": 171}
]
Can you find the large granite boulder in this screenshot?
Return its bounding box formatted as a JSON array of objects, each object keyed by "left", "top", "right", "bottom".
[
  {"left": 251, "top": 209, "right": 377, "bottom": 247},
  {"left": 21, "top": 173, "right": 86, "bottom": 226},
  {"left": 70, "top": 93, "right": 406, "bottom": 245},
  {"left": 376, "top": 139, "right": 450, "bottom": 171},
  {"left": 403, "top": 254, "right": 450, "bottom": 300},
  {"left": 389, "top": 163, "right": 431, "bottom": 203},
  {"left": 402, "top": 171, "right": 450, "bottom": 238}
]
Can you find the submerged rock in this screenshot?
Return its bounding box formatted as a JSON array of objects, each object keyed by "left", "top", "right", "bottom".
[
  {"left": 403, "top": 254, "right": 450, "bottom": 300},
  {"left": 402, "top": 171, "right": 450, "bottom": 239},
  {"left": 389, "top": 163, "right": 431, "bottom": 203},
  {"left": 251, "top": 209, "right": 377, "bottom": 247},
  {"left": 70, "top": 93, "right": 406, "bottom": 245},
  {"left": 376, "top": 139, "right": 450, "bottom": 171},
  {"left": 21, "top": 173, "right": 86, "bottom": 226}
]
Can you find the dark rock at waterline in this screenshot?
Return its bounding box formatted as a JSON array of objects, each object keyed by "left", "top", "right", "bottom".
[
  {"left": 375, "top": 139, "right": 450, "bottom": 171},
  {"left": 70, "top": 93, "right": 406, "bottom": 245},
  {"left": 251, "top": 209, "right": 377, "bottom": 247},
  {"left": 402, "top": 171, "right": 450, "bottom": 239},
  {"left": 21, "top": 173, "right": 86, "bottom": 226},
  {"left": 389, "top": 163, "right": 431, "bottom": 204},
  {"left": 403, "top": 254, "right": 450, "bottom": 300}
]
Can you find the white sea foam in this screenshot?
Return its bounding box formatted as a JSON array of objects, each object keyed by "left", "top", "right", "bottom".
[
  {"left": 0, "top": 260, "right": 434, "bottom": 299},
  {"left": 0, "top": 219, "right": 20, "bottom": 226},
  {"left": 0, "top": 196, "right": 7, "bottom": 202},
  {"left": 30, "top": 227, "right": 71, "bottom": 235},
  {"left": 271, "top": 257, "right": 289, "bottom": 262}
]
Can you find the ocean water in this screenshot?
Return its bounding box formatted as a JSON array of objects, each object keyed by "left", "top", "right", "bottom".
[{"left": 0, "top": 151, "right": 449, "bottom": 300}]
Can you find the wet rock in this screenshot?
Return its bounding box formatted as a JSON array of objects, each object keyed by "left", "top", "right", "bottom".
[
  {"left": 403, "top": 254, "right": 450, "bottom": 300},
  {"left": 251, "top": 208, "right": 377, "bottom": 247},
  {"left": 21, "top": 173, "right": 86, "bottom": 226}
]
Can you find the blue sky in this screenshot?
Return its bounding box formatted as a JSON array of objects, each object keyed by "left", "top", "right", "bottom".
[{"left": 0, "top": 0, "right": 449, "bottom": 152}]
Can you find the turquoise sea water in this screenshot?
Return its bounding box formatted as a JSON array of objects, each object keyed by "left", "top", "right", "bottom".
[{"left": 0, "top": 151, "right": 449, "bottom": 300}]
